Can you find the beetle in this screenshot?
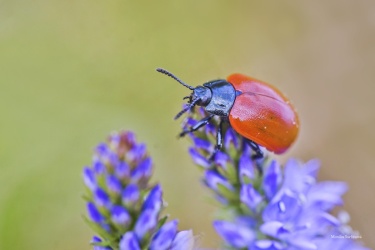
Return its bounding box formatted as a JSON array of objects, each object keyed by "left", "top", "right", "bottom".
[{"left": 156, "top": 68, "right": 299, "bottom": 159}]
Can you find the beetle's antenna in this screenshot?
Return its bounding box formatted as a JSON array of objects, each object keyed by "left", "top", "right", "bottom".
[
  {"left": 156, "top": 68, "right": 195, "bottom": 90},
  {"left": 174, "top": 98, "right": 199, "bottom": 120}
]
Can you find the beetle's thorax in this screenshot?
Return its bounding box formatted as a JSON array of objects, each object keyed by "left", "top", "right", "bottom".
[{"left": 199, "top": 80, "right": 236, "bottom": 117}]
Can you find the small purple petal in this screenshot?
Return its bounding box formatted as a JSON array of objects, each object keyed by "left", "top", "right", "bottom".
[
  {"left": 94, "top": 188, "right": 111, "bottom": 208},
  {"left": 185, "top": 117, "right": 197, "bottom": 127},
  {"left": 189, "top": 147, "right": 210, "bottom": 168},
  {"left": 107, "top": 152, "right": 120, "bottom": 167},
  {"left": 240, "top": 183, "right": 263, "bottom": 211},
  {"left": 96, "top": 143, "right": 109, "bottom": 155},
  {"left": 253, "top": 239, "right": 284, "bottom": 250},
  {"left": 197, "top": 107, "right": 206, "bottom": 116},
  {"left": 224, "top": 127, "right": 239, "bottom": 149},
  {"left": 263, "top": 189, "right": 301, "bottom": 222},
  {"left": 122, "top": 184, "right": 140, "bottom": 207},
  {"left": 131, "top": 157, "right": 153, "bottom": 183},
  {"left": 302, "top": 159, "right": 320, "bottom": 178},
  {"left": 83, "top": 167, "right": 96, "bottom": 190},
  {"left": 119, "top": 232, "right": 141, "bottom": 250},
  {"left": 262, "top": 160, "right": 281, "bottom": 200},
  {"left": 239, "top": 155, "right": 255, "bottom": 182},
  {"left": 213, "top": 220, "right": 255, "bottom": 248},
  {"left": 91, "top": 236, "right": 112, "bottom": 250},
  {"left": 204, "top": 169, "right": 234, "bottom": 192},
  {"left": 109, "top": 132, "right": 120, "bottom": 147},
  {"left": 192, "top": 137, "right": 212, "bottom": 152},
  {"left": 106, "top": 175, "right": 122, "bottom": 194},
  {"left": 283, "top": 159, "right": 315, "bottom": 193},
  {"left": 171, "top": 230, "right": 194, "bottom": 250},
  {"left": 205, "top": 123, "right": 216, "bottom": 136},
  {"left": 87, "top": 202, "right": 104, "bottom": 223},
  {"left": 260, "top": 221, "right": 290, "bottom": 238},
  {"left": 142, "top": 184, "right": 162, "bottom": 213},
  {"left": 93, "top": 160, "right": 106, "bottom": 175},
  {"left": 150, "top": 220, "right": 178, "bottom": 250},
  {"left": 288, "top": 238, "right": 317, "bottom": 250},
  {"left": 134, "top": 209, "right": 158, "bottom": 240},
  {"left": 127, "top": 143, "right": 146, "bottom": 161},
  {"left": 115, "top": 161, "right": 130, "bottom": 179},
  {"left": 214, "top": 151, "right": 230, "bottom": 168},
  {"left": 306, "top": 181, "right": 347, "bottom": 210},
  {"left": 123, "top": 131, "right": 136, "bottom": 146},
  {"left": 111, "top": 205, "right": 131, "bottom": 226},
  {"left": 317, "top": 212, "right": 340, "bottom": 227}
]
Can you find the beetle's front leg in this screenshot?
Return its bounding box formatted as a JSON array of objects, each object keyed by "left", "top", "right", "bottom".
[{"left": 179, "top": 114, "right": 214, "bottom": 137}]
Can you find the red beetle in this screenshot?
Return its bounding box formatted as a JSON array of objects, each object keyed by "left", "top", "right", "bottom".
[{"left": 157, "top": 68, "right": 299, "bottom": 159}]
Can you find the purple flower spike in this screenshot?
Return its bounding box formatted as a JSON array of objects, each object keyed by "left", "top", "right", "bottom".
[
  {"left": 183, "top": 107, "right": 369, "bottom": 249},
  {"left": 213, "top": 220, "right": 255, "bottom": 248},
  {"left": 83, "top": 131, "right": 193, "bottom": 250},
  {"left": 150, "top": 220, "right": 178, "bottom": 250},
  {"left": 119, "top": 232, "right": 140, "bottom": 250}
]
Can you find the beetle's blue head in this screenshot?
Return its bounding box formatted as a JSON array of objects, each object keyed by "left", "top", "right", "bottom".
[{"left": 156, "top": 68, "right": 212, "bottom": 120}]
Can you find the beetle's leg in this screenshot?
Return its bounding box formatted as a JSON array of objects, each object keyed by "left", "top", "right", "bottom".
[
  {"left": 179, "top": 114, "right": 214, "bottom": 137},
  {"left": 208, "top": 118, "right": 224, "bottom": 162},
  {"left": 245, "top": 139, "right": 264, "bottom": 160}
]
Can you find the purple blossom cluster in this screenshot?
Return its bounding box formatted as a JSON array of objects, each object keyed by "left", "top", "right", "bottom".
[
  {"left": 83, "top": 131, "right": 193, "bottom": 250},
  {"left": 184, "top": 107, "right": 369, "bottom": 250}
]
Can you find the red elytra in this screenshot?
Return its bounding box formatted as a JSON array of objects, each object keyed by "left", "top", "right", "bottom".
[{"left": 227, "top": 73, "right": 299, "bottom": 154}]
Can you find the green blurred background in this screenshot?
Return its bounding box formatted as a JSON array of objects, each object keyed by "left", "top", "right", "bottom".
[{"left": 1, "top": 1, "right": 374, "bottom": 249}]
